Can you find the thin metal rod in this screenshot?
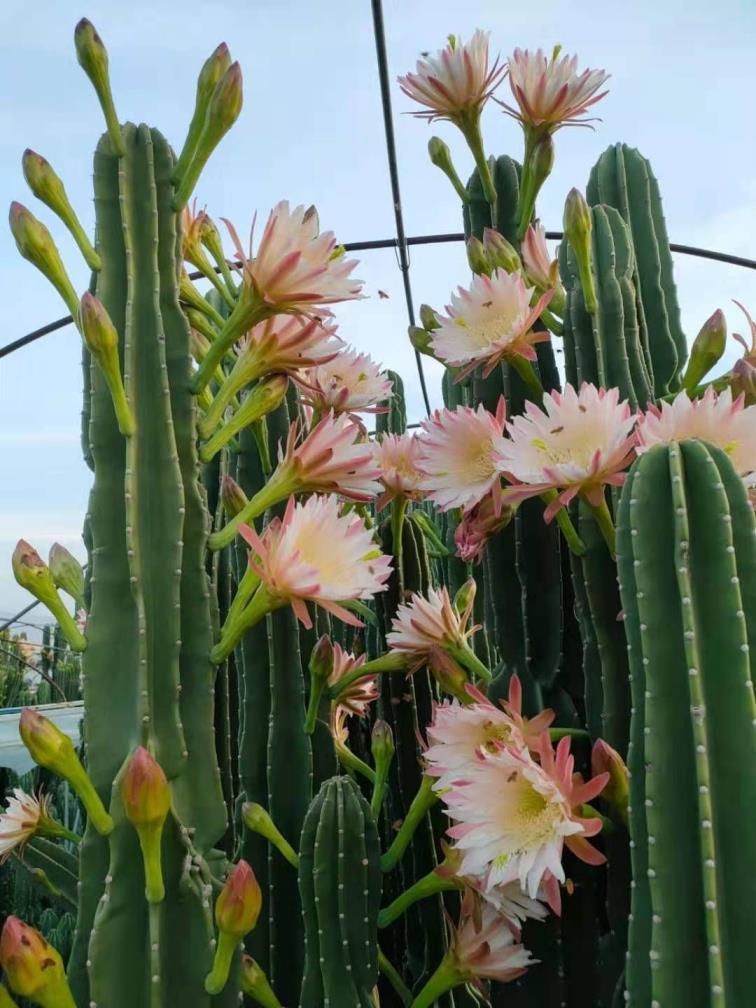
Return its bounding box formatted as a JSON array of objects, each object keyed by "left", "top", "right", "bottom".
[
  {"left": 0, "top": 600, "right": 40, "bottom": 634},
  {"left": 2, "top": 235, "right": 754, "bottom": 361},
  {"left": 369, "top": 0, "right": 431, "bottom": 415}
]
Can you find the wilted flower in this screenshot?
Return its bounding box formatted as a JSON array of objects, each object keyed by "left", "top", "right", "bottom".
[
  {"left": 448, "top": 891, "right": 535, "bottom": 986},
  {"left": 501, "top": 47, "right": 610, "bottom": 133},
  {"left": 373, "top": 432, "right": 425, "bottom": 510},
  {"left": 496, "top": 383, "right": 636, "bottom": 519},
  {"left": 454, "top": 493, "right": 514, "bottom": 563},
  {"left": 387, "top": 586, "right": 477, "bottom": 671},
  {"left": 417, "top": 401, "right": 507, "bottom": 513},
  {"left": 295, "top": 347, "right": 393, "bottom": 416},
  {"left": 636, "top": 387, "right": 756, "bottom": 478},
  {"left": 328, "top": 642, "right": 378, "bottom": 716},
  {"left": 430, "top": 270, "right": 553, "bottom": 378},
  {"left": 398, "top": 31, "right": 506, "bottom": 127},
  {"left": 443, "top": 734, "right": 608, "bottom": 897},
  {"left": 240, "top": 494, "right": 392, "bottom": 629}
]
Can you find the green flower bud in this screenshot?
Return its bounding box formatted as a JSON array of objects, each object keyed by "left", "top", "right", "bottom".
[
  {"left": 12, "top": 541, "right": 86, "bottom": 652},
  {"left": 682, "top": 309, "right": 727, "bottom": 392},
  {"left": 428, "top": 136, "right": 470, "bottom": 203},
  {"left": 240, "top": 955, "right": 282, "bottom": 1008},
  {"left": 48, "top": 543, "right": 85, "bottom": 608},
  {"left": 205, "top": 861, "right": 263, "bottom": 994},
  {"left": 241, "top": 802, "right": 299, "bottom": 868},
  {"left": 563, "top": 187, "right": 597, "bottom": 314},
  {"left": 9, "top": 202, "right": 79, "bottom": 316},
  {"left": 74, "top": 19, "right": 124, "bottom": 156},
  {"left": 409, "top": 325, "right": 435, "bottom": 357},
  {"left": 466, "top": 235, "right": 491, "bottom": 276},
  {"left": 121, "top": 747, "right": 171, "bottom": 903},
  {"left": 220, "top": 475, "right": 249, "bottom": 518},
  {"left": 371, "top": 719, "right": 395, "bottom": 765},
  {"left": 173, "top": 43, "right": 232, "bottom": 183},
  {"left": 591, "top": 739, "right": 629, "bottom": 827},
  {"left": 482, "top": 227, "right": 522, "bottom": 274},
  {"left": 79, "top": 292, "right": 134, "bottom": 436}
]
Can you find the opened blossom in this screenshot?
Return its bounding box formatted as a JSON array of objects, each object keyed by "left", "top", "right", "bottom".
[
  {"left": 0, "top": 790, "right": 52, "bottom": 861},
  {"left": 521, "top": 224, "right": 564, "bottom": 315},
  {"left": 295, "top": 347, "right": 393, "bottom": 416},
  {"left": 496, "top": 383, "right": 636, "bottom": 519},
  {"left": 501, "top": 48, "right": 610, "bottom": 133},
  {"left": 328, "top": 642, "right": 378, "bottom": 717},
  {"left": 387, "top": 585, "right": 477, "bottom": 671},
  {"left": 444, "top": 733, "right": 608, "bottom": 897},
  {"left": 237, "top": 314, "right": 343, "bottom": 378},
  {"left": 636, "top": 387, "right": 756, "bottom": 478},
  {"left": 225, "top": 200, "right": 363, "bottom": 312},
  {"left": 398, "top": 30, "right": 506, "bottom": 126},
  {"left": 239, "top": 494, "right": 391, "bottom": 630},
  {"left": 373, "top": 432, "right": 425, "bottom": 510},
  {"left": 448, "top": 891, "right": 536, "bottom": 986},
  {"left": 430, "top": 269, "right": 552, "bottom": 378},
  {"left": 417, "top": 401, "right": 506, "bottom": 513}
]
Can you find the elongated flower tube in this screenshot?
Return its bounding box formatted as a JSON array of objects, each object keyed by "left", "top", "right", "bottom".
[
  {"left": 501, "top": 47, "right": 610, "bottom": 134},
  {"left": 74, "top": 18, "right": 124, "bottom": 156},
  {"left": 417, "top": 400, "right": 506, "bottom": 513},
  {"left": 212, "top": 495, "right": 391, "bottom": 660},
  {"left": 8, "top": 202, "right": 79, "bottom": 317},
  {"left": 172, "top": 42, "right": 231, "bottom": 182},
  {"left": 443, "top": 733, "right": 609, "bottom": 897},
  {"left": 205, "top": 861, "right": 262, "bottom": 994},
  {"left": 192, "top": 202, "right": 362, "bottom": 392},
  {"left": 294, "top": 346, "right": 392, "bottom": 417},
  {"left": 636, "top": 387, "right": 756, "bottom": 480},
  {"left": 496, "top": 383, "right": 636, "bottom": 519},
  {"left": 121, "top": 747, "right": 171, "bottom": 903},
  {"left": 19, "top": 708, "right": 112, "bottom": 835},
  {"left": 199, "top": 373, "right": 288, "bottom": 464},
  {"left": 209, "top": 413, "right": 382, "bottom": 550},
  {"left": 181, "top": 199, "right": 234, "bottom": 308},
  {"left": 79, "top": 291, "right": 135, "bottom": 436},
  {"left": 0, "top": 789, "right": 79, "bottom": 861},
  {"left": 398, "top": 31, "right": 505, "bottom": 205},
  {"left": 198, "top": 313, "right": 342, "bottom": 438},
  {"left": 430, "top": 269, "right": 553, "bottom": 379},
  {"left": 0, "top": 917, "right": 76, "bottom": 1008},
  {"left": 373, "top": 432, "right": 425, "bottom": 510}
]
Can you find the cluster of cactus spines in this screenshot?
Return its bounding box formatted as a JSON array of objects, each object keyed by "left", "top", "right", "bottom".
[{"left": 617, "top": 441, "right": 756, "bottom": 1007}]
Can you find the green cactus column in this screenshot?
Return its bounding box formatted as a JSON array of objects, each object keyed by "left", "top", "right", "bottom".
[{"left": 617, "top": 440, "right": 756, "bottom": 1008}]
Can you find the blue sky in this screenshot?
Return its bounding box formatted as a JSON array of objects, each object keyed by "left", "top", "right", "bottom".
[{"left": 1, "top": 0, "right": 755, "bottom": 622}]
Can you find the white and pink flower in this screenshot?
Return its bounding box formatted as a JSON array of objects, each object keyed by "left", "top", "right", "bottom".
[
  {"left": 430, "top": 270, "right": 552, "bottom": 379},
  {"left": 0, "top": 790, "right": 52, "bottom": 862},
  {"left": 224, "top": 201, "right": 363, "bottom": 312},
  {"left": 328, "top": 642, "right": 378, "bottom": 717},
  {"left": 387, "top": 585, "right": 477, "bottom": 670},
  {"left": 501, "top": 48, "right": 610, "bottom": 133},
  {"left": 636, "top": 387, "right": 756, "bottom": 477},
  {"left": 496, "top": 383, "right": 636, "bottom": 519},
  {"left": 236, "top": 314, "right": 344, "bottom": 379},
  {"left": 373, "top": 432, "right": 425, "bottom": 511},
  {"left": 398, "top": 31, "right": 506, "bottom": 126},
  {"left": 454, "top": 492, "right": 514, "bottom": 563},
  {"left": 417, "top": 401, "right": 506, "bottom": 513},
  {"left": 521, "top": 223, "right": 559, "bottom": 291},
  {"left": 295, "top": 348, "right": 393, "bottom": 416},
  {"left": 239, "top": 494, "right": 391, "bottom": 629},
  {"left": 443, "top": 734, "right": 608, "bottom": 897},
  {"left": 449, "top": 891, "right": 536, "bottom": 987}
]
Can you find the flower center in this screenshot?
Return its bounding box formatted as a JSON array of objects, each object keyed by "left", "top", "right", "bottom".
[{"left": 456, "top": 305, "right": 524, "bottom": 350}]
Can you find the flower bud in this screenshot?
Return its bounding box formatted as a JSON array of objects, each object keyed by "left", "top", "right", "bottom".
[
  {"left": 74, "top": 19, "right": 124, "bottom": 157},
  {"left": 409, "top": 325, "right": 435, "bottom": 357},
  {"left": 22, "top": 150, "right": 101, "bottom": 271},
  {"left": 0, "top": 917, "right": 75, "bottom": 1008},
  {"left": 419, "top": 304, "right": 441, "bottom": 332},
  {"left": 591, "top": 739, "right": 629, "bottom": 827},
  {"left": 427, "top": 646, "right": 470, "bottom": 701},
  {"left": 371, "top": 719, "right": 395, "bottom": 765},
  {"left": 731, "top": 357, "right": 756, "bottom": 406},
  {"left": 8, "top": 203, "right": 79, "bottom": 316},
  {"left": 215, "top": 860, "right": 262, "bottom": 937},
  {"left": 12, "top": 542, "right": 86, "bottom": 652},
  {"left": 221, "top": 475, "right": 249, "bottom": 518},
  {"left": 240, "top": 955, "right": 282, "bottom": 1007},
  {"left": 466, "top": 236, "right": 491, "bottom": 277},
  {"left": 241, "top": 802, "right": 299, "bottom": 868},
  {"left": 121, "top": 747, "right": 171, "bottom": 902},
  {"left": 517, "top": 133, "right": 555, "bottom": 240},
  {"left": 452, "top": 577, "right": 477, "bottom": 622},
  {"left": 482, "top": 228, "right": 521, "bottom": 274},
  {"left": 427, "top": 136, "right": 470, "bottom": 203},
  {"left": 309, "top": 634, "right": 334, "bottom": 685},
  {"left": 563, "top": 188, "right": 597, "bottom": 314},
  {"left": 682, "top": 309, "right": 727, "bottom": 393},
  {"left": 79, "top": 292, "right": 134, "bottom": 437},
  {"left": 48, "top": 543, "right": 85, "bottom": 608}
]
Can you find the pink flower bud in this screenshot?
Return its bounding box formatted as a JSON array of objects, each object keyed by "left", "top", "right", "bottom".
[
  {"left": 0, "top": 917, "right": 74, "bottom": 1006},
  {"left": 215, "top": 860, "right": 262, "bottom": 937},
  {"left": 121, "top": 747, "right": 171, "bottom": 828}
]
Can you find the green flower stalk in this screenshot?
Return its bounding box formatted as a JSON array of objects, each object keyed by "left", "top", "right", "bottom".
[
  {"left": 303, "top": 635, "right": 334, "bottom": 735},
  {"left": 682, "top": 308, "right": 727, "bottom": 392},
  {"left": 181, "top": 202, "right": 235, "bottom": 309},
  {"left": 12, "top": 541, "right": 86, "bottom": 651},
  {"left": 517, "top": 132, "right": 555, "bottom": 239},
  {"left": 19, "top": 708, "right": 112, "bottom": 835},
  {"left": 0, "top": 917, "right": 76, "bottom": 1008},
  {"left": 48, "top": 542, "right": 85, "bottom": 610},
  {"left": 0, "top": 984, "right": 17, "bottom": 1008},
  {"left": 240, "top": 956, "right": 282, "bottom": 1008},
  {"left": 22, "top": 150, "right": 101, "bottom": 270},
  {"left": 172, "top": 42, "right": 232, "bottom": 184},
  {"left": 200, "top": 212, "right": 239, "bottom": 294},
  {"left": 563, "top": 186, "right": 597, "bottom": 314},
  {"left": 205, "top": 860, "right": 262, "bottom": 994},
  {"left": 73, "top": 19, "right": 124, "bottom": 156},
  {"left": 120, "top": 747, "right": 171, "bottom": 903},
  {"left": 8, "top": 202, "right": 79, "bottom": 316},
  {"left": 381, "top": 775, "right": 438, "bottom": 872},
  {"left": 370, "top": 719, "right": 395, "bottom": 818},
  {"left": 179, "top": 269, "right": 227, "bottom": 329},
  {"left": 428, "top": 136, "right": 470, "bottom": 203},
  {"left": 241, "top": 802, "right": 299, "bottom": 868},
  {"left": 79, "top": 291, "right": 135, "bottom": 436},
  {"left": 173, "top": 61, "right": 244, "bottom": 210},
  {"left": 198, "top": 373, "right": 288, "bottom": 462}
]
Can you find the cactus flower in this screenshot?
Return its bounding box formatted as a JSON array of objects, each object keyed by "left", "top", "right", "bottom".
[
  {"left": 48, "top": 543, "right": 85, "bottom": 609},
  {"left": 636, "top": 387, "right": 756, "bottom": 480},
  {"left": 295, "top": 347, "right": 393, "bottom": 416},
  {"left": 398, "top": 30, "right": 506, "bottom": 126},
  {"left": 430, "top": 269, "right": 553, "bottom": 379},
  {"left": 239, "top": 313, "right": 343, "bottom": 378},
  {"left": 121, "top": 747, "right": 171, "bottom": 903},
  {"left": 495, "top": 383, "right": 636, "bottom": 519},
  {"left": 417, "top": 401, "right": 506, "bottom": 513},
  {"left": 220, "top": 475, "right": 249, "bottom": 518},
  {"left": 0, "top": 790, "right": 53, "bottom": 861},
  {"left": 0, "top": 917, "right": 76, "bottom": 1008},
  {"left": 481, "top": 227, "right": 522, "bottom": 275},
  {"left": 328, "top": 642, "right": 378, "bottom": 716},
  {"left": 215, "top": 860, "right": 262, "bottom": 937},
  {"left": 454, "top": 492, "right": 515, "bottom": 563},
  {"left": 521, "top": 223, "right": 565, "bottom": 313},
  {"left": 501, "top": 47, "right": 609, "bottom": 134},
  {"left": 373, "top": 432, "right": 425, "bottom": 511},
  {"left": 238, "top": 494, "right": 392, "bottom": 631}
]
